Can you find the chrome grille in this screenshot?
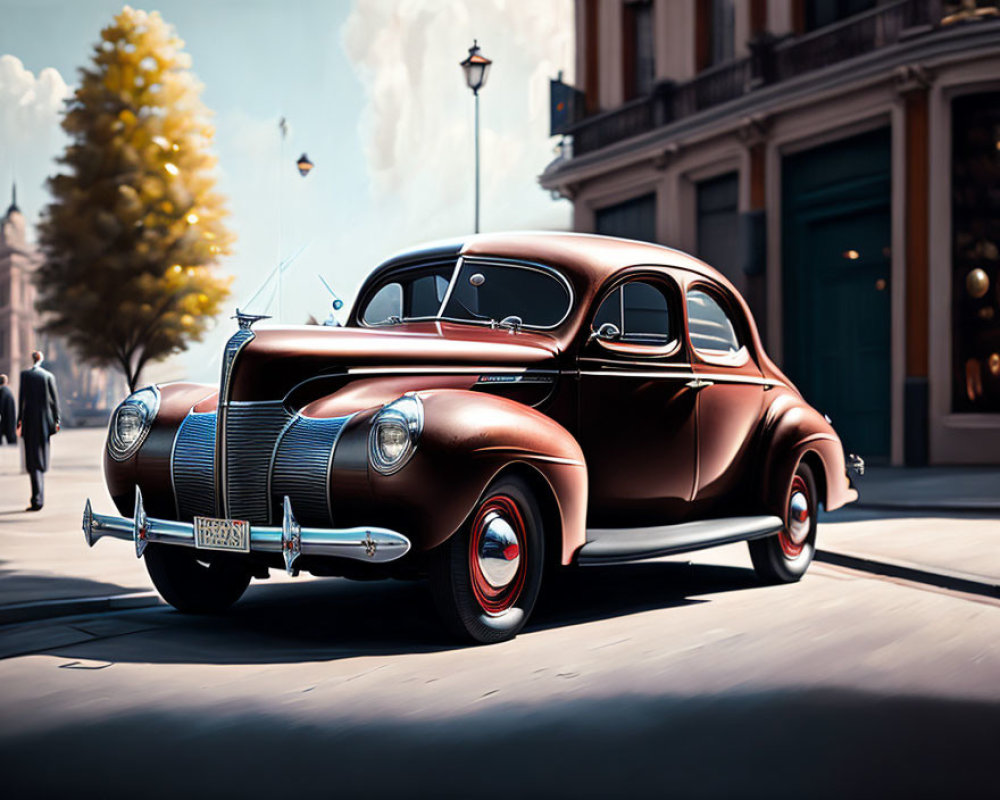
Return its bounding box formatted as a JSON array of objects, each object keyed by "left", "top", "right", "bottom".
[
  {"left": 224, "top": 401, "right": 292, "bottom": 524},
  {"left": 171, "top": 412, "right": 217, "bottom": 520},
  {"left": 270, "top": 414, "right": 351, "bottom": 526},
  {"left": 220, "top": 328, "right": 254, "bottom": 397}
]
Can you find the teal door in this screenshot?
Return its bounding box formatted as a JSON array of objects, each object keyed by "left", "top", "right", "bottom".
[{"left": 782, "top": 129, "right": 891, "bottom": 461}]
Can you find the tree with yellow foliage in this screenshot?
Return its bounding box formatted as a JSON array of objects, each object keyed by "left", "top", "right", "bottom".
[{"left": 37, "top": 6, "right": 233, "bottom": 392}]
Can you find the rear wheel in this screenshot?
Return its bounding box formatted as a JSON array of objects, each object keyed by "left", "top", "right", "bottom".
[
  {"left": 430, "top": 475, "right": 544, "bottom": 644},
  {"left": 144, "top": 544, "right": 251, "bottom": 614},
  {"left": 749, "top": 460, "right": 817, "bottom": 583}
]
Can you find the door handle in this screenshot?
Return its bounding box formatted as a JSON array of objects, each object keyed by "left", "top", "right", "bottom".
[{"left": 685, "top": 379, "right": 714, "bottom": 391}]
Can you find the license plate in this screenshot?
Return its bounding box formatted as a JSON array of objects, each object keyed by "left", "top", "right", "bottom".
[{"left": 194, "top": 516, "right": 250, "bottom": 553}]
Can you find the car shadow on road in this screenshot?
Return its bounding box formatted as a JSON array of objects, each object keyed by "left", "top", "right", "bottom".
[
  {"left": 38, "top": 560, "right": 762, "bottom": 666},
  {"left": 0, "top": 560, "right": 147, "bottom": 609},
  {"left": 2, "top": 688, "right": 996, "bottom": 799}
]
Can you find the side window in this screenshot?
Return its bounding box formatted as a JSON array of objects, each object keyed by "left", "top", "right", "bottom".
[
  {"left": 363, "top": 282, "right": 403, "bottom": 325},
  {"left": 592, "top": 280, "right": 673, "bottom": 346},
  {"left": 686, "top": 288, "right": 742, "bottom": 355},
  {"left": 409, "top": 274, "right": 449, "bottom": 318}
]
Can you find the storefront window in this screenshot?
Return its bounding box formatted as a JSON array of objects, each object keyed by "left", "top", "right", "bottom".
[{"left": 952, "top": 92, "right": 1000, "bottom": 413}]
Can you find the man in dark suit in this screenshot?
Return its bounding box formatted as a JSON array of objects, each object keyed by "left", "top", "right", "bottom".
[
  {"left": 0, "top": 374, "right": 16, "bottom": 444},
  {"left": 17, "top": 351, "right": 60, "bottom": 511}
]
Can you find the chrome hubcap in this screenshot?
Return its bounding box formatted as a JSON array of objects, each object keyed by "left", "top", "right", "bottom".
[
  {"left": 788, "top": 491, "right": 810, "bottom": 545},
  {"left": 476, "top": 512, "right": 521, "bottom": 589}
]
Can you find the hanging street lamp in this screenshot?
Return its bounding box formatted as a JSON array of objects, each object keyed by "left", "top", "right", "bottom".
[
  {"left": 296, "top": 153, "right": 314, "bottom": 177},
  {"left": 460, "top": 40, "right": 492, "bottom": 233}
]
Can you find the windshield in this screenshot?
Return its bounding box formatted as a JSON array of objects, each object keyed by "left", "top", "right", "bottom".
[
  {"left": 361, "top": 264, "right": 454, "bottom": 325},
  {"left": 361, "top": 258, "right": 573, "bottom": 330}
]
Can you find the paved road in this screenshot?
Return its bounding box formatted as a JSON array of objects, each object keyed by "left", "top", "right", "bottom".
[
  {"left": 2, "top": 431, "right": 998, "bottom": 796},
  {"left": 2, "top": 533, "right": 997, "bottom": 798}
]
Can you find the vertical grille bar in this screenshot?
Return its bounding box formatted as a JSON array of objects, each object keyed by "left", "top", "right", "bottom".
[
  {"left": 170, "top": 412, "right": 217, "bottom": 520},
  {"left": 216, "top": 327, "right": 255, "bottom": 517},
  {"left": 270, "top": 414, "right": 351, "bottom": 526},
  {"left": 224, "top": 401, "right": 292, "bottom": 524}
]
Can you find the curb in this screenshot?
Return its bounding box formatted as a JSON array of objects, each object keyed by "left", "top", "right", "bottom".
[
  {"left": 815, "top": 549, "right": 1000, "bottom": 600},
  {"left": 852, "top": 502, "right": 1000, "bottom": 514},
  {"left": 0, "top": 592, "right": 162, "bottom": 625}
]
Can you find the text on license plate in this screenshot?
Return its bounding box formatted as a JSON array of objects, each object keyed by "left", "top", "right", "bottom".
[{"left": 194, "top": 517, "right": 251, "bottom": 553}]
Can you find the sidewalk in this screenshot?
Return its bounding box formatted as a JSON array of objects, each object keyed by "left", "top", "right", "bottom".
[
  {"left": 0, "top": 428, "right": 302, "bottom": 622},
  {"left": 1, "top": 429, "right": 998, "bottom": 624},
  {"left": 0, "top": 429, "right": 157, "bottom": 610},
  {"left": 852, "top": 466, "right": 1000, "bottom": 512}
]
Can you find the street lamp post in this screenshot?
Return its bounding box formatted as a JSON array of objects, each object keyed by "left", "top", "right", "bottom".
[{"left": 460, "top": 40, "right": 491, "bottom": 234}]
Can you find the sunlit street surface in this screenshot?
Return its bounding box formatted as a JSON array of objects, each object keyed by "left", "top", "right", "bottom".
[{"left": 1, "top": 431, "right": 997, "bottom": 798}]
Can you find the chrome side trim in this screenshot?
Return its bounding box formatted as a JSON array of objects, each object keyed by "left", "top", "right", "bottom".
[
  {"left": 347, "top": 365, "right": 557, "bottom": 376},
  {"left": 578, "top": 369, "right": 783, "bottom": 388},
  {"left": 579, "top": 358, "right": 694, "bottom": 369},
  {"left": 475, "top": 373, "right": 556, "bottom": 385},
  {"left": 82, "top": 499, "right": 412, "bottom": 566}
]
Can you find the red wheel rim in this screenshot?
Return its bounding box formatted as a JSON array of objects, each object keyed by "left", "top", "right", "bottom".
[
  {"left": 779, "top": 474, "right": 810, "bottom": 558},
  {"left": 468, "top": 495, "right": 527, "bottom": 615}
]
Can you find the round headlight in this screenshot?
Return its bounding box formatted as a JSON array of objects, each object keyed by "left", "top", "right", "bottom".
[
  {"left": 368, "top": 395, "right": 423, "bottom": 475},
  {"left": 108, "top": 386, "right": 160, "bottom": 461}
]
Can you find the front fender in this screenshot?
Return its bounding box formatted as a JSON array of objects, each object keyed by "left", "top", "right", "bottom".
[
  {"left": 329, "top": 390, "right": 588, "bottom": 564},
  {"left": 760, "top": 390, "right": 858, "bottom": 515},
  {"left": 105, "top": 382, "right": 217, "bottom": 518}
]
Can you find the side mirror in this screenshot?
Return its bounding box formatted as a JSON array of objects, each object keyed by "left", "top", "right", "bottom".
[{"left": 588, "top": 322, "right": 621, "bottom": 344}]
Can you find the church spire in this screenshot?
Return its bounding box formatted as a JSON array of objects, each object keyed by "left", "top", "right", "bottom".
[{"left": 6, "top": 182, "right": 18, "bottom": 216}]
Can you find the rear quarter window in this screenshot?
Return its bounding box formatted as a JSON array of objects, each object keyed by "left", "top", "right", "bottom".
[{"left": 686, "top": 288, "right": 742, "bottom": 356}]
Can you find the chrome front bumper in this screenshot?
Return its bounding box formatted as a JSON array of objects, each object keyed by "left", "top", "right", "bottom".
[{"left": 82, "top": 489, "right": 411, "bottom": 576}]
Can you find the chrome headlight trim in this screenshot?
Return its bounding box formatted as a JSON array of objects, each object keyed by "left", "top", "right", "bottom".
[
  {"left": 107, "top": 386, "right": 160, "bottom": 461},
  {"left": 368, "top": 394, "right": 424, "bottom": 475}
]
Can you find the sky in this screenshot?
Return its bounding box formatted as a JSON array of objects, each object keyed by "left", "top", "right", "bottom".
[{"left": 0, "top": 0, "right": 573, "bottom": 384}]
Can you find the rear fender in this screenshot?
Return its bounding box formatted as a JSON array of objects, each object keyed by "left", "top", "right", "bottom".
[
  {"left": 760, "top": 391, "right": 858, "bottom": 515},
  {"left": 330, "top": 390, "right": 588, "bottom": 564}
]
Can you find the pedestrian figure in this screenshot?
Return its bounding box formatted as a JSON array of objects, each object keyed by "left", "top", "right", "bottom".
[
  {"left": 0, "top": 374, "right": 16, "bottom": 444},
  {"left": 17, "top": 352, "right": 60, "bottom": 511}
]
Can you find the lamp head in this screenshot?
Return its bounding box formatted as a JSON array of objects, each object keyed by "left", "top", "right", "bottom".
[{"left": 460, "top": 40, "right": 492, "bottom": 94}]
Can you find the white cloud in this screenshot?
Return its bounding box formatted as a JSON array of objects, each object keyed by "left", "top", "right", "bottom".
[
  {"left": 0, "top": 54, "right": 70, "bottom": 224},
  {"left": 341, "top": 0, "right": 574, "bottom": 239}
]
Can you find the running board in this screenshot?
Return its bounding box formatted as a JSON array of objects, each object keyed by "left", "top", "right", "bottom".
[{"left": 577, "top": 515, "right": 784, "bottom": 566}]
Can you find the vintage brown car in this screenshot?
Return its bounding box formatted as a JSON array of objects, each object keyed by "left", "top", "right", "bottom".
[{"left": 84, "top": 232, "right": 862, "bottom": 643}]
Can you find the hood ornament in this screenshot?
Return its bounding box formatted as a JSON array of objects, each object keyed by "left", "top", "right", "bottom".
[{"left": 233, "top": 308, "right": 271, "bottom": 331}]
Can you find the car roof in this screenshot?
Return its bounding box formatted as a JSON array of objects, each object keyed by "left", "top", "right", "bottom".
[{"left": 371, "top": 231, "right": 730, "bottom": 289}]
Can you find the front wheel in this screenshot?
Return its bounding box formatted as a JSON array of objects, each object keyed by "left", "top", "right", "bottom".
[
  {"left": 430, "top": 475, "right": 544, "bottom": 644},
  {"left": 144, "top": 544, "right": 251, "bottom": 614},
  {"left": 748, "top": 460, "right": 817, "bottom": 583}
]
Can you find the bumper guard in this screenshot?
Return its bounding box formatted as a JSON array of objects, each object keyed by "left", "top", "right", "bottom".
[{"left": 83, "top": 488, "right": 411, "bottom": 576}]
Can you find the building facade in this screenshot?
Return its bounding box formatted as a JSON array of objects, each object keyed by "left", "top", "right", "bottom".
[
  {"left": 0, "top": 188, "right": 40, "bottom": 397},
  {"left": 0, "top": 187, "right": 122, "bottom": 424},
  {"left": 542, "top": 0, "right": 1000, "bottom": 465}
]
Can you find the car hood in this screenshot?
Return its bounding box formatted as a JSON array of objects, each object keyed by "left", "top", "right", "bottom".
[{"left": 227, "top": 321, "right": 563, "bottom": 403}]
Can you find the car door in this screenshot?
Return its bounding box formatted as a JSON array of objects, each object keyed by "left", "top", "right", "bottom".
[
  {"left": 684, "top": 284, "right": 766, "bottom": 516},
  {"left": 577, "top": 273, "right": 697, "bottom": 527}
]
